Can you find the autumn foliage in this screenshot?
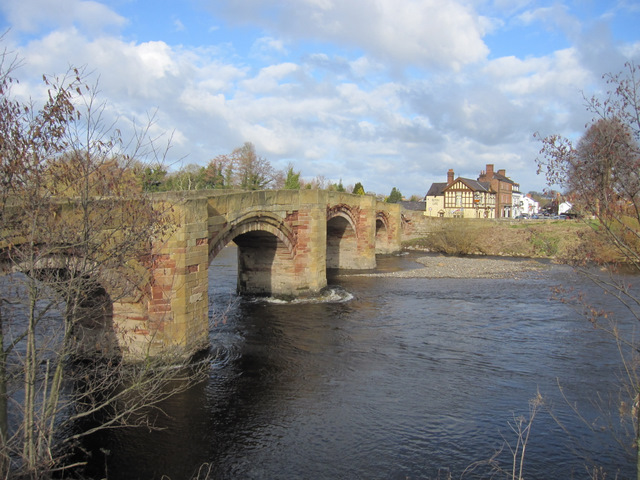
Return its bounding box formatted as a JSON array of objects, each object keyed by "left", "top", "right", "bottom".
[{"left": 0, "top": 47, "right": 206, "bottom": 478}]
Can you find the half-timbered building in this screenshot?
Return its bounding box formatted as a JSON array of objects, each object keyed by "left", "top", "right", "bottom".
[
  {"left": 425, "top": 169, "right": 496, "bottom": 218},
  {"left": 442, "top": 177, "right": 496, "bottom": 219}
]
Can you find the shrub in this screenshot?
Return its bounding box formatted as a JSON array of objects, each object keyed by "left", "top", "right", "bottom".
[{"left": 421, "top": 220, "right": 483, "bottom": 255}]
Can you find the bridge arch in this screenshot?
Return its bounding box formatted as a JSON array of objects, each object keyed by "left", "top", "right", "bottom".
[
  {"left": 209, "top": 212, "right": 296, "bottom": 261},
  {"left": 209, "top": 212, "right": 298, "bottom": 296},
  {"left": 375, "top": 211, "right": 393, "bottom": 253},
  {"left": 326, "top": 204, "right": 359, "bottom": 235},
  {"left": 0, "top": 253, "right": 125, "bottom": 358},
  {"left": 326, "top": 204, "right": 360, "bottom": 269}
]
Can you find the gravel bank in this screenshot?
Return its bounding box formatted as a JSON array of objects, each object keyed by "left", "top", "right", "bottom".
[{"left": 351, "top": 255, "right": 548, "bottom": 279}]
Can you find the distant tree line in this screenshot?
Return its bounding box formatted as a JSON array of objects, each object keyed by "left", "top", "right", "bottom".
[
  {"left": 138, "top": 141, "right": 382, "bottom": 195},
  {"left": 137, "top": 146, "right": 420, "bottom": 203}
]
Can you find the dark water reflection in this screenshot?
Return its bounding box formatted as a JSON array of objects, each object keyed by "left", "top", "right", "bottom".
[{"left": 85, "top": 248, "right": 635, "bottom": 479}]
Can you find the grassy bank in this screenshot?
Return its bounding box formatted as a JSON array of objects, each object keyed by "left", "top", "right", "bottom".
[{"left": 403, "top": 218, "right": 619, "bottom": 262}]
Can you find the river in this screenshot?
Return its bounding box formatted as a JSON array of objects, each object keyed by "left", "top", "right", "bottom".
[{"left": 83, "top": 247, "right": 635, "bottom": 479}]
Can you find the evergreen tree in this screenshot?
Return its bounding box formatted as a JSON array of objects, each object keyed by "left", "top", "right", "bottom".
[
  {"left": 141, "top": 166, "right": 167, "bottom": 192},
  {"left": 386, "top": 187, "right": 402, "bottom": 203},
  {"left": 353, "top": 182, "right": 365, "bottom": 195},
  {"left": 284, "top": 165, "right": 301, "bottom": 189}
]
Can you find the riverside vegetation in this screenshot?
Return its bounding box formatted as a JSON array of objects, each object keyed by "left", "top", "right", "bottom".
[{"left": 403, "top": 217, "right": 619, "bottom": 264}]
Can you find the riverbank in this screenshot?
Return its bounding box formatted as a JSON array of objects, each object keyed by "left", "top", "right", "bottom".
[
  {"left": 401, "top": 218, "right": 625, "bottom": 264},
  {"left": 353, "top": 254, "right": 548, "bottom": 279}
]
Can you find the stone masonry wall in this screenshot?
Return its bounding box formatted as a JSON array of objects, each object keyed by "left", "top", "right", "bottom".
[
  {"left": 147, "top": 197, "right": 210, "bottom": 356},
  {"left": 401, "top": 208, "right": 441, "bottom": 241},
  {"left": 119, "top": 190, "right": 404, "bottom": 358}
]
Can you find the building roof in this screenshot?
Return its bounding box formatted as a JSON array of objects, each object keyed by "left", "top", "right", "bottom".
[
  {"left": 493, "top": 172, "right": 518, "bottom": 186},
  {"left": 426, "top": 182, "right": 448, "bottom": 197},
  {"left": 444, "top": 177, "right": 493, "bottom": 193},
  {"left": 399, "top": 201, "right": 426, "bottom": 211}
]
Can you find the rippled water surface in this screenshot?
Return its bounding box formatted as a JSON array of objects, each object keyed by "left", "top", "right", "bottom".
[{"left": 86, "top": 247, "right": 636, "bottom": 479}]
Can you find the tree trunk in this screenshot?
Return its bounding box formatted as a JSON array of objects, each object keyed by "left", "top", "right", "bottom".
[
  {"left": 0, "top": 306, "right": 9, "bottom": 476},
  {"left": 23, "top": 286, "right": 38, "bottom": 472},
  {"left": 0, "top": 306, "right": 7, "bottom": 442},
  {"left": 636, "top": 389, "right": 640, "bottom": 480}
]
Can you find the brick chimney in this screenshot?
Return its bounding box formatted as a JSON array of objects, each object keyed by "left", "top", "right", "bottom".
[
  {"left": 447, "top": 169, "right": 454, "bottom": 185},
  {"left": 486, "top": 164, "right": 494, "bottom": 177},
  {"left": 498, "top": 169, "right": 506, "bottom": 177}
]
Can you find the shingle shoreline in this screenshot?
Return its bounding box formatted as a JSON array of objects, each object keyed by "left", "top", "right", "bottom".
[{"left": 351, "top": 255, "right": 548, "bottom": 279}]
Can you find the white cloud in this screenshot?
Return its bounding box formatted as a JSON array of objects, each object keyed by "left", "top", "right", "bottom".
[
  {"left": 20, "top": 31, "right": 183, "bottom": 104},
  {"left": 208, "top": 0, "right": 489, "bottom": 70},
  {"left": 241, "top": 62, "right": 299, "bottom": 93},
  {"left": 250, "top": 36, "right": 288, "bottom": 60},
  {"left": 348, "top": 56, "right": 385, "bottom": 78},
  {"left": 621, "top": 41, "right": 640, "bottom": 58},
  {"left": 0, "top": 0, "right": 126, "bottom": 34},
  {"left": 483, "top": 49, "right": 591, "bottom": 99},
  {"left": 173, "top": 18, "right": 185, "bottom": 32},
  {"left": 517, "top": 4, "right": 581, "bottom": 38},
  {"left": 3, "top": 0, "right": 640, "bottom": 196}
]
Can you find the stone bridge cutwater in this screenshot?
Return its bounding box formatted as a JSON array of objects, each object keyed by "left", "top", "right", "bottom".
[{"left": 117, "top": 189, "right": 402, "bottom": 358}]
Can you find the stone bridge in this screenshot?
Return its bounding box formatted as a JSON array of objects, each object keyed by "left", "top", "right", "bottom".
[{"left": 118, "top": 189, "right": 402, "bottom": 358}]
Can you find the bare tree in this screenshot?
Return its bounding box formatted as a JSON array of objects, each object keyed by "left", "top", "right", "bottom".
[
  {"left": 536, "top": 61, "right": 640, "bottom": 478},
  {"left": 230, "top": 142, "right": 276, "bottom": 190},
  {"left": 0, "top": 51, "right": 208, "bottom": 478}
]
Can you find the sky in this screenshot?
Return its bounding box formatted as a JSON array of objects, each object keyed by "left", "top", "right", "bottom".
[{"left": 1, "top": 0, "right": 639, "bottom": 197}]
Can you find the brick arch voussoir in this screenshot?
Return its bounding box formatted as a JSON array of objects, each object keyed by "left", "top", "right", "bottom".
[
  {"left": 401, "top": 213, "right": 411, "bottom": 232},
  {"left": 326, "top": 204, "right": 359, "bottom": 237},
  {"left": 209, "top": 212, "right": 297, "bottom": 262},
  {"left": 376, "top": 211, "right": 390, "bottom": 231},
  {"left": 375, "top": 211, "right": 393, "bottom": 248}
]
